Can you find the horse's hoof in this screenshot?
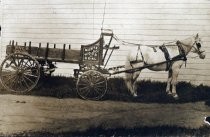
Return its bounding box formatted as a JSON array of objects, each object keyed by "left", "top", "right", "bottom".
[
  {"left": 167, "top": 92, "right": 172, "bottom": 95},
  {"left": 204, "top": 117, "right": 210, "bottom": 125},
  {"left": 172, "top": 94, "right": 179, "bottom": 100},
  {"left": 133, "top": 93, "right": 138, "bottom": 97}
]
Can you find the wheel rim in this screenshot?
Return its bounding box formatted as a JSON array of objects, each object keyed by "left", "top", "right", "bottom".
[
  {"left": 0, "top": 53, "right": 40, "bottom": 93},
  {"left": 76, "top": 70, "right": 107, "bottom": 100}
]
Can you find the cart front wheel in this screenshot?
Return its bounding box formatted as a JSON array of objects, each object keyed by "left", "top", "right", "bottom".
[
  {"left": 76, "top": 70, "right": 107, "bottom": 100},
  {"left": 0, "top": 53, "right": 40, "bottom": 93}
]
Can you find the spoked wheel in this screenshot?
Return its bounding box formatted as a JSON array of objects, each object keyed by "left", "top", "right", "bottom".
[
  {"left": 76, "top": 70, "right": 107, "bottom": 100},
  {"left": 0, "top": 53, "right": 40, "bottom": 93}
]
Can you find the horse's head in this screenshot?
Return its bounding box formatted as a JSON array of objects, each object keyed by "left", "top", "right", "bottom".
[{"left": 191, "top": 33, "right": 206, "bottom": 59}]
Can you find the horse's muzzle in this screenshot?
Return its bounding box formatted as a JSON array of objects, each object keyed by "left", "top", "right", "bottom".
[{"left": 199, "top": 51, "right": 206, "bottom": 59}]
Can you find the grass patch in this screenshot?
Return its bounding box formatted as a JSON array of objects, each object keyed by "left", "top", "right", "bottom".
[{"left": 0, "top": 76, "right": 210, "bottom": 104}]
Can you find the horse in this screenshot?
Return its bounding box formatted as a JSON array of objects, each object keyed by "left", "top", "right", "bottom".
[{"left": 125, "top": 34, "right": 206, "bottom": 99}]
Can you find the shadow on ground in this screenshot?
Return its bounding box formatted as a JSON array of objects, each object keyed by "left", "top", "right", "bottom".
[
  {"left": 1, "top": 76, "right": 210, "bottom": 104},
  {"left": 5, "top": 125, "right": 210, "bottom": 137}
]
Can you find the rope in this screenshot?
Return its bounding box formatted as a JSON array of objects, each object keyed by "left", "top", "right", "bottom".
[
  {"left": 113, "top": 34, "right": 178, "bottom": 47},
  {"left": 113, "top": 34, "right": 142, "bottom": 46}
]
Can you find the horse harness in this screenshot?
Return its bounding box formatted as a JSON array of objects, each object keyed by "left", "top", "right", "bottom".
[
  {"left": 129, "top": 45, "right": 144, "bottom": 68},
  {"left": 130, "top": 41, "right": 187, "bottom": 71},
  {"left": 159, "top": 45, "right": 171, "bottom": 71}
]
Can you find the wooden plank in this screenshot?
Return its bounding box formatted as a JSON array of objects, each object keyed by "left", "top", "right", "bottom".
[
  {"left": 4, "top": 3, "right": 210, "bottom": 10},
  {"left": 4, "top": 0, "right": 210, "bottom": 4},
  {"left": 65, "top": 49, "right": 80, "bottom": 61}
]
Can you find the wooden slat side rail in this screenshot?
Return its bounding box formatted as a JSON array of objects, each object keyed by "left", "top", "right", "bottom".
[
  {"left": 45, "top": 43, "right": 49, "bottom": 60},
  {"left": 28, "top": 41, "right": 31, "bottom": 54},
  {"left": 62, "top": 44, "right": 66, "bottom": 60},
  {"left": 5, "top": 43, "right": 80, "bottom": 63}
]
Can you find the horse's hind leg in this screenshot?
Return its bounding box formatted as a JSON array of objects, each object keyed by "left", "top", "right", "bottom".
[
  {"left": 166, "top": 69, "right": 172, "bottom": 95},
  {"left": 132, "top": 71, "right": 141, "bottom": 96}
]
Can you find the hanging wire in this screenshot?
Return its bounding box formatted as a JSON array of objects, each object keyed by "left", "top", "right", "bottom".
[
  {"left": 101, "top": 0, "right": 107, "bottom": 30},
  {"left": 92, "top": 0, "right": 95, "bottom": 38}
]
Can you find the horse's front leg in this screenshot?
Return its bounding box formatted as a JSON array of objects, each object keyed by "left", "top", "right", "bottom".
[
  {"left": 125, "top": 71, "right": 140, "bottom": 97},
  {"left": 171, "top": 62, "right": 182, "bottom": 99},
  {"left": 166, "top": 69, "right": 172, "bottom": 95},
  {"left": 125, "top": 77, "right": 135, "bottom": 96}
]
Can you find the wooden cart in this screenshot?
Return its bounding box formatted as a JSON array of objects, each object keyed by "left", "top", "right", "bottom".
[{"left": 0, "top": 30, "right": 119, "bottom": 100}]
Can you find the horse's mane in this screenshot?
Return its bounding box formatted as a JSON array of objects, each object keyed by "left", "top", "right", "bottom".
[{"left": 179, "top": 35, "right": 195, "bottom": 45}]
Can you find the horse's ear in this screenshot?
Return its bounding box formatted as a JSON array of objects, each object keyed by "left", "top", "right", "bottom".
[{"left": 196, "top": 33, "right": 199, "bottom": 38}]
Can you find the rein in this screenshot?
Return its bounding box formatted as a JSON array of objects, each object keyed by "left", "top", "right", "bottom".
[{"left": 113, "top": 34, "right": 200, "bottom": 70}]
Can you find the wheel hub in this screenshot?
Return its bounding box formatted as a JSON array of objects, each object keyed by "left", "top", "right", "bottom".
[
  {"left": 16, "top": 69, "right": 24, "bottom": 76},
  {"left": 90, "top": 82, "right": 94, "bottom": 87}
]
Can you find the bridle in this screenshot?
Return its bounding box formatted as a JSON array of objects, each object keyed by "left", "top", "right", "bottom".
[
  {"left": 192, "top": 41, "right": 205, "bottom": 55},
  {"left": 178, "top": 38, "right": 204, "bottom": 56}
]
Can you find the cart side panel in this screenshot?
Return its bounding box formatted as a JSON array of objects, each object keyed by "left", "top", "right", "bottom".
[
  {"left": 6, "top": 45, "right": 81, "bottom": 63},
  {"left": 80, "top": 37, "right": 104, "bottom": 66},
  {"left": 48, "top": 48, "right": 62, "bottom": 59}
]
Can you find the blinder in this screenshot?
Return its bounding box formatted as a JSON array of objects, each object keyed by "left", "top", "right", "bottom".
[{"left": 196, "top": 42, "right": 201, "bottom": 50}]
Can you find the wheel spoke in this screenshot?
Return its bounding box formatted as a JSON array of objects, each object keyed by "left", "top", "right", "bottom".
[
  {"left": 79, "top": 87, "right": 91, "bottom": 96},
  {"left": 12, "top": 78, "right": 19, "bottom": 90},
  {"left": 1, "top": 71, "right": 16, "bottom": 77},
  {"left": 94, "top": 84, "right": 106, "bottom": 91},
  {"left": 94, "top": 80, "right": 105, "bottom": 85},
  {"left": 79, "top": 86, "right": 90, "bottom": 91},
  {"left": 22, "top": 77, "right": 30, "bottom": 88},
  {"left": 87, "top": 73, "right": 93, "bottom": 83},
  {"left": 24, "top": 73, "right": 38, "bottom": 78},
  {"left": 94, "top": 85, "right": 106, "bottom": 90},
  {"left": 18, "top": 80, "right": 25, "bottom": 91},
  {"left": 23, "top": 75, "right": 36, "bottom": 85},
  {"left": 83, "top": 88, "right": 91, "bottom": 97},
  {"left": 17, "top": 58, "right": 23, "bottom": 67},
  {"left": 94, "top": 77, "right": 105, "bottom": 83},
  {"left": 80, "top": 76, "right": 90, "bottom": 84},
  {"left": 28, "top": 60, "right": 34, "bottom": 67},
  {"left": 22, "top": 59, "right": 31, "bottom": 68},
  {"left": 77, "top": 83, "right": 89, "bottom": 86},
  {"left": 1, "top": 69, "right": 15, "bottom": 73},
  {"left": 93, "top": 87, "right": 103, "bottom": 95},
  {"left": 11, "top": 57, "right": 18, "bottom": 67},
  {"left": 3, "top": 74, "right": 17, "bottom": 86},
  {"left": 20, "top": 59, "right": 29, "bottom": 69},
  {"left": 10, "top": 76, "right": 18, "bottom": 89}
]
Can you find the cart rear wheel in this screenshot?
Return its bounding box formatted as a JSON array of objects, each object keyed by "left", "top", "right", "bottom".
[
  {"left": 0, "top": 53, "right": 40, "bottom": 93},
  {"left": 76, "top": 70, "right": 107, "bottom": 100}
]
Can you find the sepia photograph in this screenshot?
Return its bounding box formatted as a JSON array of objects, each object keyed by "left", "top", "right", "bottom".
[{"left": 0, "top": 0, "right": 210, "bottom": 136}]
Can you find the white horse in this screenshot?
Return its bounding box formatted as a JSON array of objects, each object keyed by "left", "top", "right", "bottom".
[{"left": 125, "top": 34, "right": 206, "bottom": 99}]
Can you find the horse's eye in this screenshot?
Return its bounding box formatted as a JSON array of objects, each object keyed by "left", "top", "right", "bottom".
[{"left": 196, "top": 43, "right": 201, "bottom": 49}]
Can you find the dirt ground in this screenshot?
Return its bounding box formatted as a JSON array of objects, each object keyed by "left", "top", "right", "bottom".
[{"left": 0, "top": 94, "right": 210, "bottom": 135}]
